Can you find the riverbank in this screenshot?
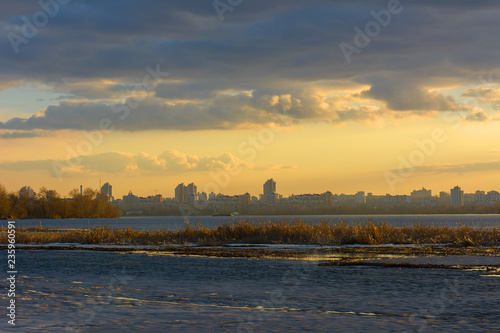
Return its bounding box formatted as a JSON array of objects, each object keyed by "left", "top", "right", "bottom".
[
  {"left": 4, "top": 243, "right": 499, "bottom": 277},
  {"left": 2, "top": 220, "right": 499, "bottom": 246}
]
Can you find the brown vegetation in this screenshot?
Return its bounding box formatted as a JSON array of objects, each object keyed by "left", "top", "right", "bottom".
[
  {"left": 0, "top": 184, "right": 121, "bottom": 219},
  {"left": 1, "top": 220, "right": 499, "bottom": 246}
]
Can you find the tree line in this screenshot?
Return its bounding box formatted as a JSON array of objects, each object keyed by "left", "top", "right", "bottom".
[{"left": 0, "top": 184, "right": 121, "bottom": 219}]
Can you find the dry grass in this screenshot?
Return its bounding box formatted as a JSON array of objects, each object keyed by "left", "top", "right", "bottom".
[{"left": 1, "top": 220, "right": 499, "bottom": 246}]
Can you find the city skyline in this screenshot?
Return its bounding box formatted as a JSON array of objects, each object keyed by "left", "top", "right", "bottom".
[
  {"left": 5, "top": 179, "right": 500, "bottom": 204},
  {"left": 1, "top": 1, "right": 500, "bottom": 199}
]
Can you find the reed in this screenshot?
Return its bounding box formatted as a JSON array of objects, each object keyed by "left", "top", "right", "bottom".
[{"left": 1, "top": 220, "right": 499, "bottom": 246}]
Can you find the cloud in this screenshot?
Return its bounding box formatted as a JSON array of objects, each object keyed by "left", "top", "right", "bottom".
[
  {"left": 465, "top": 108, "right": 489, "bottom": 122},
  {"left": 265, "top": 164, "right": 298, "bottom": 171},
  {"left": 334, "top": 105, "right": 386, "bottom": 124},
  {"left": 461, "top": 86, "right": 500, "bottom": 110},
  {"left": 2, "top": 0, "right": 500, "bottom": 131},
  {"left": 0, "top": 131, "right": 47, "bottom": 139},
  {"left": 0, "top": 150, "right": 253, "bottom": 178},
  {"left": 408, "top": 160, "right": 500, "bottom": 175},
  {"left": 360, "top": 78, "right": 464, "bottom": 112},
  {"left": 0, "top": 79, "right": 22, "bottom": 91},
  {"left": 462, "top": 87, "right": 496, "bottom": 99},
  {"left": 0, "top": 88, "right": 389, "bottom": 131},
  {"left": 489, "top": 149, "right": 500, "bottom": 155}
]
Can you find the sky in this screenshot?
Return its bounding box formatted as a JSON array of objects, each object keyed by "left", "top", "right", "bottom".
[{"left": 1, "top": 0, "right": 500, "bottom": 199}]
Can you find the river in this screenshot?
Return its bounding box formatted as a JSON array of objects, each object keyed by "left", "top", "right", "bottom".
[
  {"left": 2, "top": 214, "right": 499, "bottom": 231},
  {"left": 1, "top": 249, "right": 498, "bottom": 332},
  {"left": 1, "top": 215, "right": 499, "bottom": 332}
]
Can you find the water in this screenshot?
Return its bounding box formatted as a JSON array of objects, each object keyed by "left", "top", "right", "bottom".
[
  {"left": 2, "top": 214, "right": 500, "bottom": 231},
  {"left": 1, "top": 250, "right": 498, "bottom": 332},
  {"left": 2, "top": 215, "right": 499, "bottom": 331}
]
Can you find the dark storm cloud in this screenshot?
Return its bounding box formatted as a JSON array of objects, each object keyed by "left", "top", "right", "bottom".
[
  {"left": 359, "top": 77, "right": 465, "bottom": 112},
  {"left": 2, "top": 0, "right": 497, "bottom": 82},
  {"left": 1, "top": 0, "right": 500, "bottom": 131},
  {"left": 0, "top": 88, "right": 359, "bottom": 131}
]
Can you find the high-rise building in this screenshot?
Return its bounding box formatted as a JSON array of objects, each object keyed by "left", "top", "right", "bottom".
[
  {"left": 175, "top": 183, "right": 198, "bottom": 203},
  {"left": 450, "top": 186, "right": 464, "bottom": 207},
  {"left": 19, "top": 186, "right": 36, "bottom": 199},
  {"left": 100, "top": 182, "right": 113, "bottom": 202},
  {"left": 186, "top": 183, "right": 197, "bottom": 197},
  {"left": 175, "top": 183, "right": 185, "bottom": 203},
  {"left": 263, "top": 179, "right": 276, "bottom": 203}
]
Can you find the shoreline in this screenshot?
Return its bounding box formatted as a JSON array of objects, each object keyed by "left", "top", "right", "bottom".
[
  {"left": 5, "top": 212, "right": 500, "bottom": 220},
  {"left": 2, "top": 220, "right": 499, "bottom": 247},
  {"left": 0, "top": 244, "right": 500, "bottom": 278},
  {"left": 4, "top": 242, "right": 499, "bottom": 258},
  {"left": 3, "top": 243, "right": 499, "bottom": 276}
]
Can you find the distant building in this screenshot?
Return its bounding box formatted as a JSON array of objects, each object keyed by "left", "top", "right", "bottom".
[
  {"left": 265, "top": 193, "right": 280, "bottom": 205},
  {"left": 175, "top": 183, "right": 198, "bottom": 204},
  {"left": 207, "top": 193, "right": 251, "bottom": 212},
  {"left": 473, "top": 190, "right": 500, "bottom": 204},
  {"left": 238, "top": 193, "right": 251, "bottom": 210},
  {"left": 366, "top": 192, "right": 373, "bottom": 204},
  {"left": 450, "top": 186, "right": 464, "bottom": 207},
  {"left": 386, "top": 194, "right": 410, "bottom": 204},
  {"left": 122, "top": 191, "right": 163, "bottom": 211},
  {"left": 475, "top": 190, "right": 486, "bottom": 203},
  {"left": 440, "top": 191, "right": 450, "bottom": 199},
  {"left": 175, "top": 183, "right": 185, "bottom": 203},
  {"left": 354, "top": 191, "right": 366, "bottom": 205},
  {"left": 149, "top": 194, "right": 163, "bottom": 203},
  {"left": 187, "top": 194, "right": 198, "bottom": 206},
  {"left": 411, "top": 187, "right": 431, "bottom": 203},
  {"left": 263, "top": 179, "right": 277, "bottom": 204},
  {"left": 464, "top": 193, "right": 475, "bottom": 204},
  {"left": 19, "top": 186, "right": 36, "bottom": 199},
  {"left": 100, "top": 182, "right": 113, "bottom": 202},
  {"left": 323, "top": 191, "right": 333, "bottom": 206},
  {"left": 197, "top": 192, "right": 208, "bottom": 202},
  {"left": 486, "top": 190, "right": 500, "bottom": 203},
  {"left": 186, "top": 183, "right": 197, "bottom": 197},
  {"left": 123, "top": 191, "right": 139, "bottom": 211},
  {"left": 282, "top": 192, "right": 333, "bottom": 208}
]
